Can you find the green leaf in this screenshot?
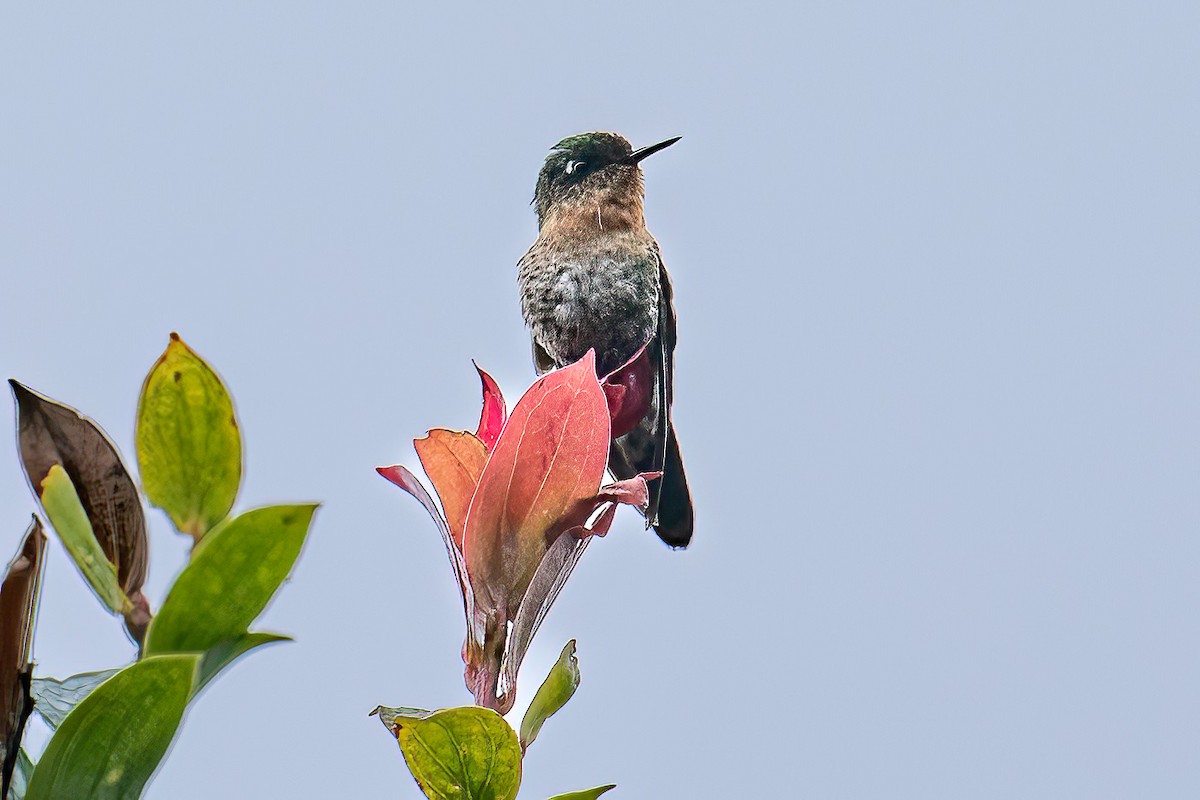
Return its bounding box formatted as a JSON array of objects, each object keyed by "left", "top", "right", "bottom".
[
  {"left": 194, "top": 632, "right": 291, "bottom": 695},
  {"left": 143, "top": 504, "right": 316, "bottom": 655},
  {"left": 30, "top": 670, "right": 120, "bottom": 731},
  {"left": 520, "top": 640, "right": 580, "bottom": 752},
  {"left": 546, "top": 786, "right": 616, "bottom": 800},
  {"left": 136, "top": 333, "right": 242, "bottom": 540},
  {"left": 38, "top": 466, "right": 128, "bottom": 613},
  {"left": 375, "top": 705, "right": 521, "bottom": 800},
  {"left": 25, "top": 655, "right": 198, "bottom": 800}
]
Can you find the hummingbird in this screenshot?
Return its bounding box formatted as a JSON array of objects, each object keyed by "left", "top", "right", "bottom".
[{"left": 517, "top": 131, "right": 694, "bottom": 548}]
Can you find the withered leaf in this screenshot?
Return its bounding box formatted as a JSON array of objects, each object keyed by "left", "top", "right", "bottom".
[
  {"left": 30, "top": 669, "right": 119, "bottom": 731},
  {"left": 10, "top": 381, "right": 147, "bottom": 596},
  {"left": 0, "top": 518, "right": 46, "bottom": 799}
]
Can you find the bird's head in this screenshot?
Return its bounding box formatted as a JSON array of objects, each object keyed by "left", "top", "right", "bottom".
[{"left": 532, "top": 131, "right": 680, "bottom": 227}]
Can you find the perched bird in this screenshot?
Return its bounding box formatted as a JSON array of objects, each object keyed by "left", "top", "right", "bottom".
[{"left": 517, "top": 131, "right": 694, "bottom": 548}]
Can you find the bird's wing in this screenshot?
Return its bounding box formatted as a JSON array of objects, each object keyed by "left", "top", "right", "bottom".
[
  {"left": 603, "top": 244, "right": 693, "bottom": 546},
  {"left": 655, "top": 246, "right": 677, "bottom": 408},
  {"left": 648, "top": 246, "right": 677, "bottom": 521}
]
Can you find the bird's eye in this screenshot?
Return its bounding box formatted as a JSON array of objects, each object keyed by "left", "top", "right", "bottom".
[{"left": 564, "top": 160, "right": 585, "bottom": 175}]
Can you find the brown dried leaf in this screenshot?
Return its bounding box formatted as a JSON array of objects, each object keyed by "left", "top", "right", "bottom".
[
  {"left": 9, "top": 381, "right": 147, "bottom": 596},
  {"left": 0, "top": 518, "right": 46, "bottom": 798}
]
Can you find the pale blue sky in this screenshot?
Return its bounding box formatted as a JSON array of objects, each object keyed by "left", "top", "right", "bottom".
[{"left": 2, "top": 2, "right": 1199, "bottom": 797}]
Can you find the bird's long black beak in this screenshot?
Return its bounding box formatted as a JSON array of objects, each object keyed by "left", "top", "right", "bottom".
[{"left": 625, "top": 136, "right": 682, "bottom": 165}]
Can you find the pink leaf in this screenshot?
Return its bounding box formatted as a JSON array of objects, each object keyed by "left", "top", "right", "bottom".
[
  {"left": 463, "top": 351, "right": 610, "bottom": 618},
  {"left": 597, "top": 473, "right": 661, "bottom": 510}
]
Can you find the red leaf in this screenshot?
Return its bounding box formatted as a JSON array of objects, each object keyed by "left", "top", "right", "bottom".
[
  {"left": 602, "top": 345, "right": 653, "bottom": 439},
  {"left": 473, "top": 363, "right": 507, "bottom": 452},
  {"left": 414, "top": 430, "right": 487, "bottom": 552},
  {"left": 463, "top": 351, "right": 610, "bottom": 618}
]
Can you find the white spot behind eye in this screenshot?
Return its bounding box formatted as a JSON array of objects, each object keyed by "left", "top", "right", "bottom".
[{"left": 565, "top": 160, "right": 585, "bottom": 175}]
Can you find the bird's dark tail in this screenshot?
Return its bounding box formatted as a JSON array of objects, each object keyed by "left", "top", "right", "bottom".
[
  {"left": 608, "top": 422, "right": 694, "bottom": 548},
  {"left": 651, "top": 426, "right": 693, "bottom": 548}
]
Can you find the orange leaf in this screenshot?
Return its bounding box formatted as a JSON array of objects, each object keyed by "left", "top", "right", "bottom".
[{"left": 414, "top": 430, "right": 487, "bottom": 552}]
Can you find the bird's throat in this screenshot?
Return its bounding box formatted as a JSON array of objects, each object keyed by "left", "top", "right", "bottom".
[{"left": 541, "top": 190, "right": 646, "bottom": 237}]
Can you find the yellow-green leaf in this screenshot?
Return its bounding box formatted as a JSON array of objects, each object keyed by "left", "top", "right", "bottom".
[
  {"left": 39, "top": 465, "right": 128, "bottom": 614},
  {"left": 520, "top": 640, "right": 580, "bottom": 752},
  {"left": 143, "top": 504, "right": 316, "bottom": 655},
  {"left": 376, "top": 705, "right": 521, "bottom": 800},
  {"left": 136, "top": 333, "right": 241, "bottom": 540}
]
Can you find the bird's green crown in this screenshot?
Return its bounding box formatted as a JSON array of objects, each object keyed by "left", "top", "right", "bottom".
[
  {"left": 546, "top": 132, "right": 634, "bottom": 172},
  {"left": 533, "top": 131, "right": 636, "bottom": 223}
]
